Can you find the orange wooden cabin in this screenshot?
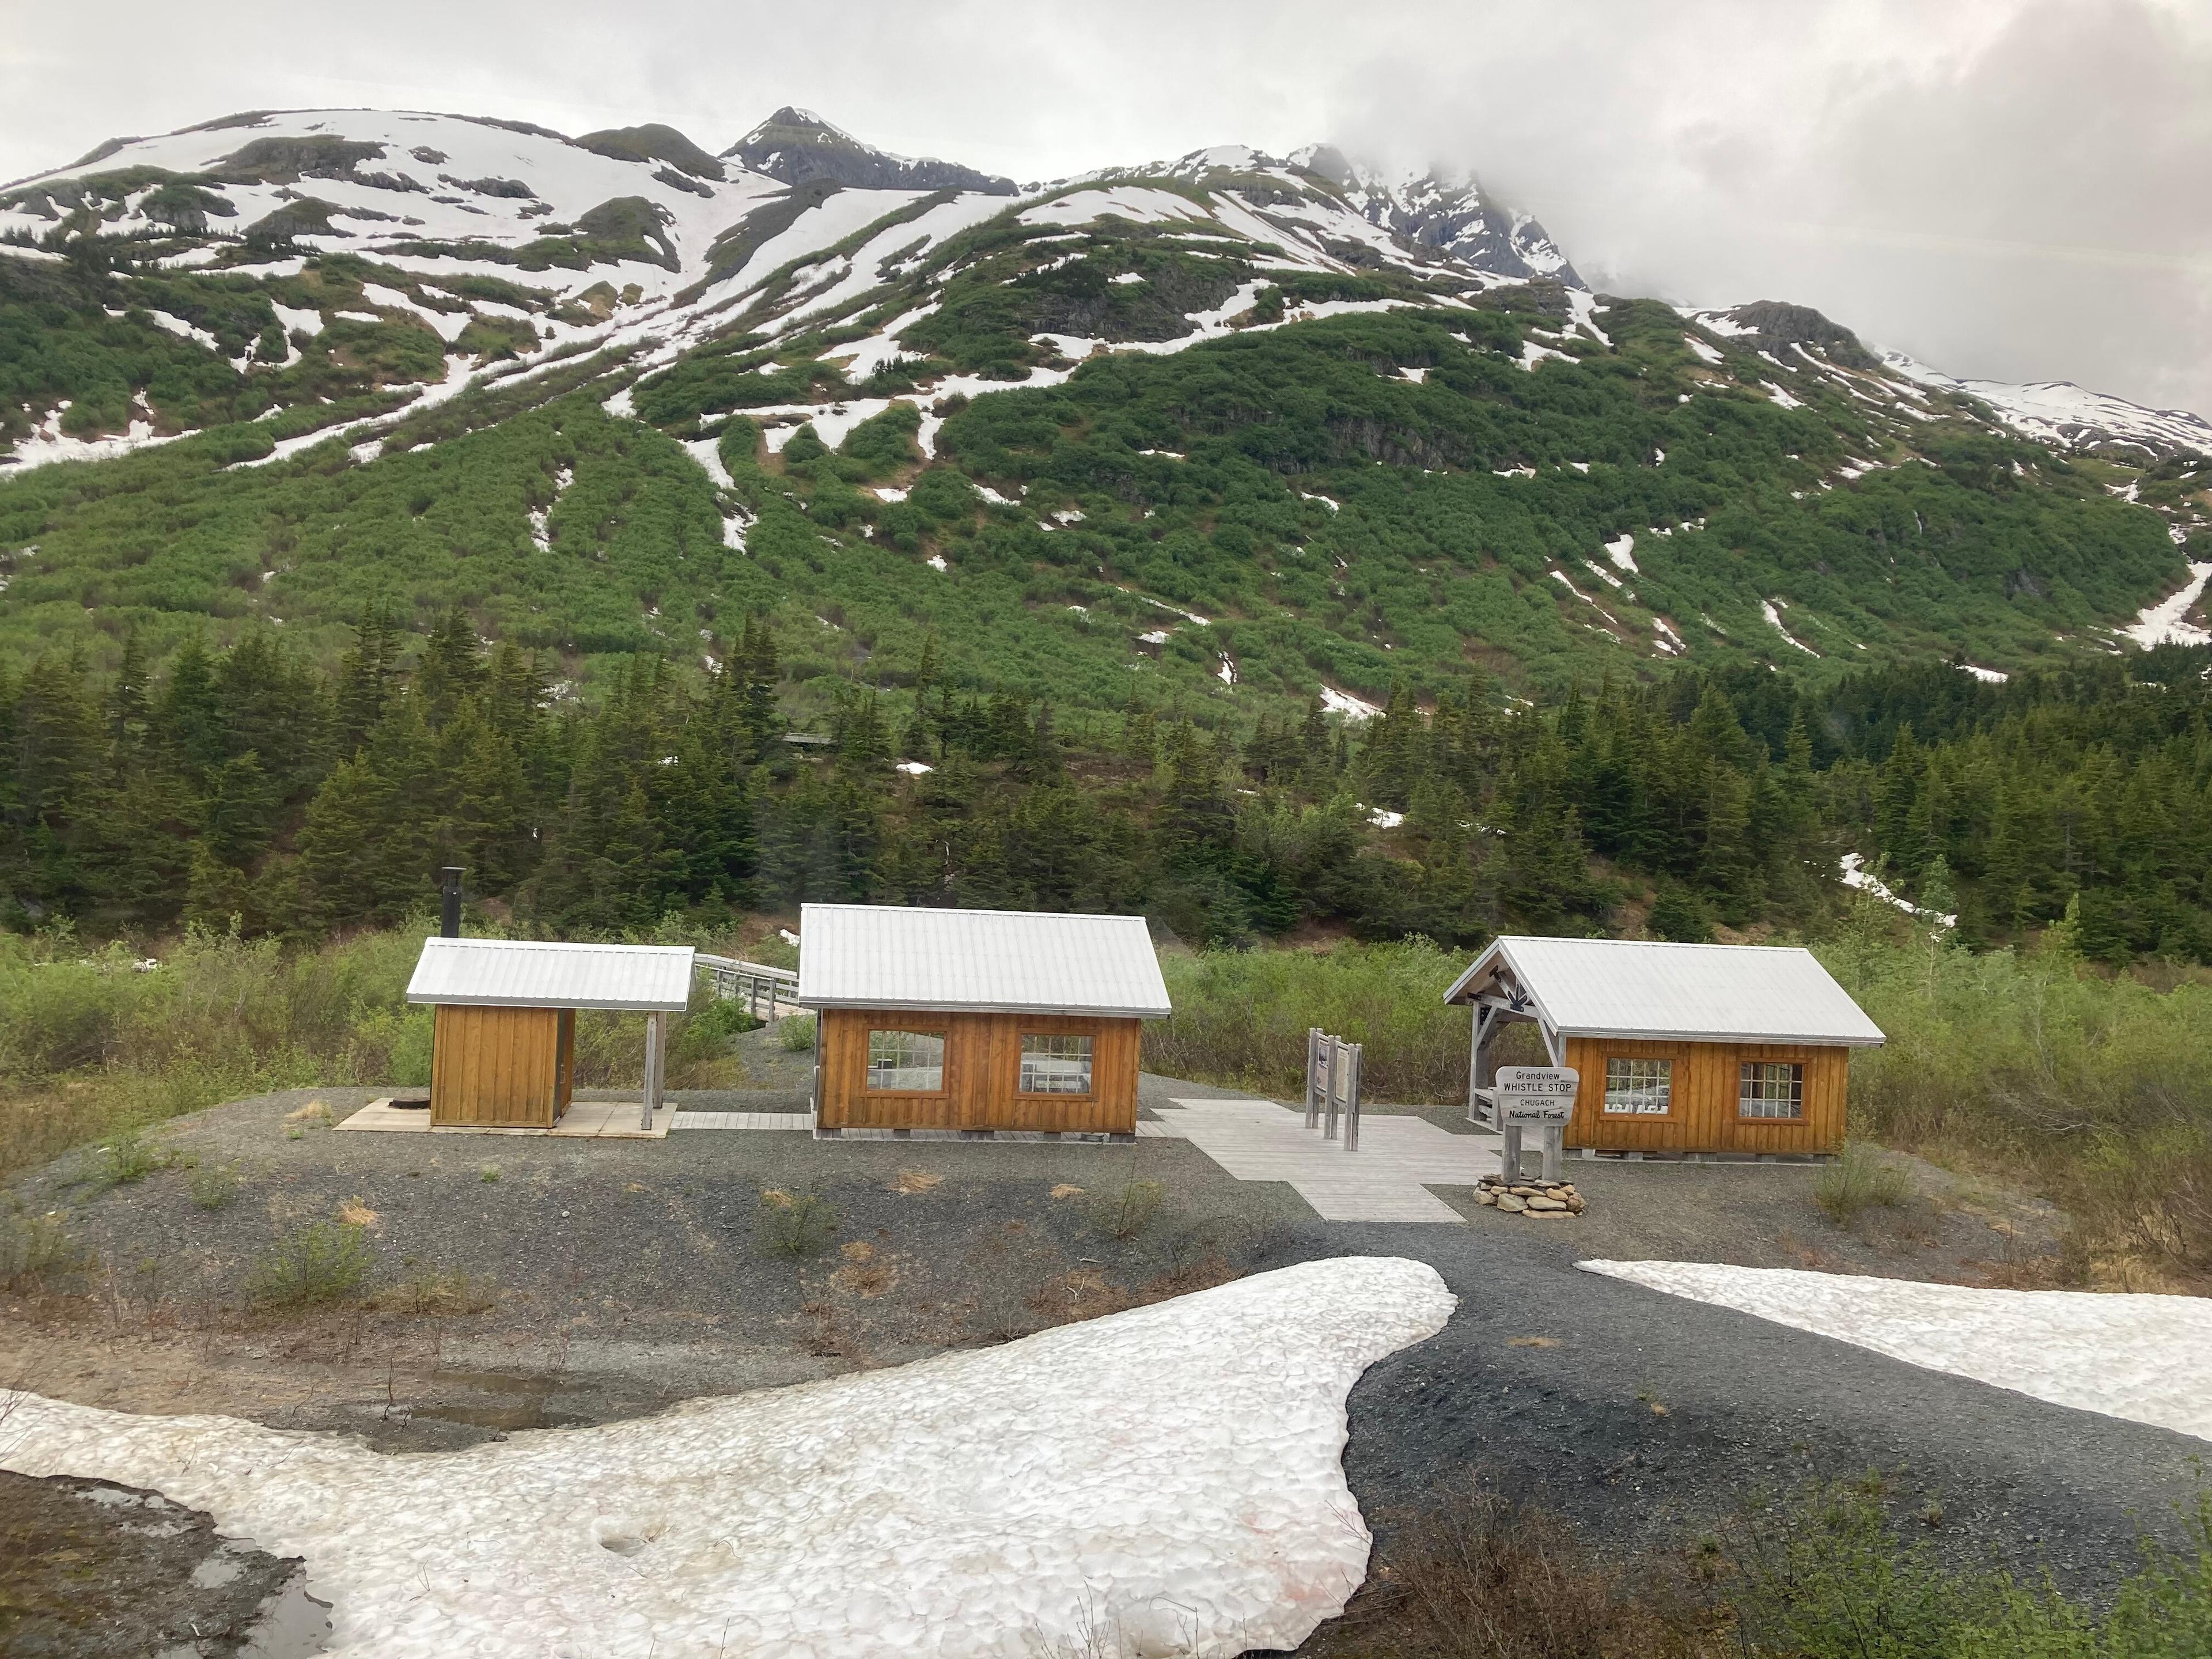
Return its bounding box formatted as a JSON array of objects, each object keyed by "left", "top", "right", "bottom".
[
  {"left": 1446, "top": 937, "right": 1885, "bottom": 1158},
  {"left": 795, "top": 904, "right": 1170, "bottom": 1139}
]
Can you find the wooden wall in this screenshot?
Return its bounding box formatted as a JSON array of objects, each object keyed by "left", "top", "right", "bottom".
[
  {"left": 817, "top": 1009, "right": 1141, "bottom": 1134},
  {"left": 430, "top": 1005, "right": 566, "bottom": 1128},
  {"left": 1558, "top": 1036, "right": 1850, "bottom": 1155}
]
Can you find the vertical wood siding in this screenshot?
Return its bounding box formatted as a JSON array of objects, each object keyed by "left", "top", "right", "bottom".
[
  {"left": 817, "top": 1009, "right": 1141, "bottom": 1133},
  {"left": 1560, "top": 1036, "right": 1850, "bottom": 1154},
  {"left": 430, "top": 1005, "right": 563, "bottom": 1127}
]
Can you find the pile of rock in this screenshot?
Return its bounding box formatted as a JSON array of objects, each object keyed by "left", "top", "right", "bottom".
[{"left": 1474, "top": 1173, "right": 1585, "bottom": 1216}]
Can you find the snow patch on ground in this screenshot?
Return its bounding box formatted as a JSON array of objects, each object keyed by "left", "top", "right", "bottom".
[
  {"left": 1960, "top": 663, "right": 2009, "bottom": 683},
  {"left": 2122, "top": 560, "right": 2212, "bottom": 649},
  {"left": 1518, "top": 340, "right": 1573, "bottom": 372},
  {"left": 1578, "top": 1262, "right": 2212, "bottom": 1444},
  {"left": 2, "top": 1259, "right": 1452, "bottom": 1659},
  {"left": 1762, "top": 380, "right": 1805, "bottom": 410},
  {"left": 1603, "top": 533, "right": 1638, "bottom": 573},
  {"left": 1365, "top": 806, "right": 1406, "bottom": 829}
]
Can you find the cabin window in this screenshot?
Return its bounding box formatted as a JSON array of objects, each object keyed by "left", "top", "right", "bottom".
[
  {"left": 1739, "top": 1061, "right": 1805, "bottom": 1119},
  {"left": 1020, "top": 1034, "right": 1094, "bottom": 1094},
  {"left": 866, "top": 1029, "right": 945, "bottom": 1092},
  {"left": 1603, "top": 1056, "right": 1672, "bottom": 1115}
]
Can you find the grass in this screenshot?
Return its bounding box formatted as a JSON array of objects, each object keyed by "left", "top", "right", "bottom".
[
  {"left": 1311, "top": 1476, "right": 2212, "bottom": 1659},
  {"left": 0, "top": 1203, "right": 84, "bottom": 1292},
  {"left": 368, "top": 1268, "right": 496, "bottom": 1315},
  {"left": 245, "top": 1219, "right": 374, "bottom": 1307},
  {"left": 1815, "top": 1143, "right": 1910, "bottom": 1224}
]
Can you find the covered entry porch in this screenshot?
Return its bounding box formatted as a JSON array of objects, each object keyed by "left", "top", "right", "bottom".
[{"left": 403, "top": 937, "right": 696, "bottom": 1132}]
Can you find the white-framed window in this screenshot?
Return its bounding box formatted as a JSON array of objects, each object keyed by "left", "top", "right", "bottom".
[
  {"left": 1739, "top": 1061, "right": 1805, "bottom": 1119},
  {"left": 1603, "top": 1056, "right": 1672, "bottom": 1115},
  {"left": 1020, "top": 1033, "right": 1094, "bottom": 1094},
  {"left": 866, "top": 1029, "right": 945, "bottom": 1092}
]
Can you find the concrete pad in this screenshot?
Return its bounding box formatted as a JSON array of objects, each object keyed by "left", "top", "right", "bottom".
[{"left": 1152, "top": 1097, "right": 1503, "bottom": 1223}]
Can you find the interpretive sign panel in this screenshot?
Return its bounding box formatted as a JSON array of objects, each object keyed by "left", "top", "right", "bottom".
[{"left": 1493, "top": 1066, "right": 1578, "bottom": 1126}]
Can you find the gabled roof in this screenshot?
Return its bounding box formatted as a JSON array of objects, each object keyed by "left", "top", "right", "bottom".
[
  {"left": 795, "top": 904, "right": 1172, "bottom": 1018},
  {"left": 406, "top": 937, "right": 695, "bottom": 1013},
  {"left": 1444, "top": 936, "right": 1884, "bottom": 1047}
]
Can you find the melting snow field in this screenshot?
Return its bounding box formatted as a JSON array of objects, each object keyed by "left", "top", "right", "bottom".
[
  {"left": 1579, "top": 1262, "right": 2212, "bottom": 1443},
  {"left": 0, "top": 1257, "right": 1452, "bottom": 1659}
]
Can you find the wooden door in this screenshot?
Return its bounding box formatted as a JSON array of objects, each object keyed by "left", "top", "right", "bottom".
[{"left": 430, "top": 1005, "right": 561, "bottom": 1127}]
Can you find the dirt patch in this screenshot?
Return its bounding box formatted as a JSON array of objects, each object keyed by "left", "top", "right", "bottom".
[{"left": 0, "top": 1470, "right": 328, "bottom": 1657}]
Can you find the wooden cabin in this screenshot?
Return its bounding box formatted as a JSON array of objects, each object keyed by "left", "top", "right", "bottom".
[
  {"left": 795, "top": 904, "right": 1171, "bottom": 1137},
  {"left": 1445, "top": 937, "right": 1885, "bottom": 1157},
  {"left": 404, "top": 938, "right": 695, "bottom": 1128}
]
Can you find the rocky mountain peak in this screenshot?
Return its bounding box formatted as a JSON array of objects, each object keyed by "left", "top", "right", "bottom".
[{"left": 723, "top": 107, "right": 1016, "bottom": 196}]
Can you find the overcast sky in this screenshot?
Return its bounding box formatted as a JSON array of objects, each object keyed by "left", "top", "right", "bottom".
[{"left": 6, "top": 0, "right": 2208, "bottom": 415}]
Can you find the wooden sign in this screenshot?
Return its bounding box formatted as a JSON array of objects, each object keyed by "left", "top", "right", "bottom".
[{"left": 1494, "top": 1066, "right": 1578, "bottom": 1126}]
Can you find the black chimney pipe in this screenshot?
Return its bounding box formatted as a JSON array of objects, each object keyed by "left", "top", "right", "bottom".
[{"left": 439, "top": 866, "right": 465, "bottom": 938}]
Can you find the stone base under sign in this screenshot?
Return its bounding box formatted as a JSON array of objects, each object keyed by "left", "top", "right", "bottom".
[{"left": 1474, "top": 1173, "right": 1585, "bottom": 1215}]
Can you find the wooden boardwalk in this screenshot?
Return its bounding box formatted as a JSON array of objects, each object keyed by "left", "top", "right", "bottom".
[{"left": 1142, "top": 1096, "right": 1502, "bottom": 1222}]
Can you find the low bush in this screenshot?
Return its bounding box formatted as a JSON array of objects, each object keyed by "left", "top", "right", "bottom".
[
  {"left": 1087, "top": 1179, "right": 1164, "bottom": 1241},
  {"left": 1814, "top": 1143, "right": 1909, "bottom": 1224},
  {"left": 757, "top": 1187, "right": 837, "bottom": 1256},
  {"left": 777, "top": 1013, "right": 817, "bottom": 1053},
  {"left": 246, "top": 1220, "right": 374, "bottom": 1307},
  {"left": 188, "top": 1161, "right": 241, "bottom": 1210}
]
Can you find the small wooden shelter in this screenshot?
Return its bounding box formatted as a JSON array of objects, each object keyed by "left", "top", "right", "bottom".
[
  {"left": 795, "top": 904, "right": 1171, "bottom": 1137},
  {"left": 1445, "top": 937, "right": 1884, "bottom": 1157},
  {"left": 405, "top": 938, "right": 695, "bottom": 1129}
]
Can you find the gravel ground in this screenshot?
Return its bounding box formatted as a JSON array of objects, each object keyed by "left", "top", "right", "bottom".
[{"left": 1, "top": 1046, "right": 2198, "bottom": 1609}]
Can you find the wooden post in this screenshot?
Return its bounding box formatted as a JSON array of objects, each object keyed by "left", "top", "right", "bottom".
[
  {"left": 1324, "top": 1037, "right": 1341, "bottom": 1141},
  {"left": 1343, "top": 1042, "right": 1363, "bottom": 1152},
  {"left": 641, "top": 1011, "right": 663, "bottom": 1130},
  {"left": 1541, "top": 1123, "right": 1563, "bottom": 1181},
  {"left": 1305, "top": 1027, "right": 1322, "bottom": 1130},
  {"left": 1469, "top": 1003, "right": 1499, "bottom": 1125},
  {"left": 1501, "top": 1123, "right": 1523, "bottom": 1182}
]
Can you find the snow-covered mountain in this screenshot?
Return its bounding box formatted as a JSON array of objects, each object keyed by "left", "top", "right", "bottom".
[
  {"left": 724, "top": 107, "right": 1016, "bottom": 195},
  {"left": 1, "top": 103, "right": 2203, "bottom": 480}
]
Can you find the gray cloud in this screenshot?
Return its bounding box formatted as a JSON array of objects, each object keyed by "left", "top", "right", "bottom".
[{"left": 5, "top": 0, "right": 2207, "bottom": 413}]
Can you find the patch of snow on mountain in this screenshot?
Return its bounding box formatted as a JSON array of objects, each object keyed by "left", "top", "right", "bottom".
[
  {"left": 1960, "top": 663, "right": 2009, "bottom": 683},
  {"left": 1762, "top": 599, "right": 1819, "bottom": 656},
  {"left": 1763, "top": 380, "right": 1805, "bottom": 410},
  {"left": 1880, "top": 351, "right": 2212, "bottom": 458},
  {"left": 1320, "top": 685, "right": 1381, "bottom": 719},
  {"left": 1838, "top": 851, "right": 1956, "bottom": 926},
  {"left": 2123, "top": 561, "right": 2212, "bottom": 649},
  {"left": 1021, "top": 187, "right": 1210, "bottom": 229},
  {"left": 1578, "top": 1262, "right": 2209, "bottom": 1442},
  {"left": 1684, "top": 334, "right": 1725, "bottom": 365},
  {"left": 1651, "top": 617, "right": 1685, "bottom": 656},
  {"left": 1366, "top": 806, "right": 1406, "bottom": 829},
  {"left": 1604, "top": 533, "right": 1638, "bottom": 573},
  {"left": 1, "top": 402, "right": 192, "bottom": 472},
  {"left": 0, "top": 1259, "right": 1455, "bottom": 1659},
  {"left": 681, "top": 437, "right": 734, "bottom": 490},
  {"left": 1518, "top": 340, "right": 1573, "bottom": 372}
]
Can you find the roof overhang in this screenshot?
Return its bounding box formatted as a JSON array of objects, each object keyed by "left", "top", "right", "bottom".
[
  {"left": 796, "top": 997, "right": 1162, "bottom": 1019},
  {"left": 405, "top": 937, "right": 695, "bottom": 1013}
]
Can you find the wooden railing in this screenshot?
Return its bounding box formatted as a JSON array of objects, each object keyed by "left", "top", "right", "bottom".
[{"left": 696, "top": 954, "right": 801, "bottom": 1020}]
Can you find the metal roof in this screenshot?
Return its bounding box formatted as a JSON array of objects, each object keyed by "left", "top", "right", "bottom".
[
  {"left": 795, "top": 904, "right": 1172, "bottom": 1018},
  {"left": 405, "top": 937, "right": 696, "bottom": 1012},
  {"left": 1444, "top": 936, "right": 1884, "bottom": 1047}
]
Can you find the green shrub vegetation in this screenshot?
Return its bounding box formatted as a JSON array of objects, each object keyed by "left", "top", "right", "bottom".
[{"left": 246, "top": 1218, "right": 373, "bottom": 1306}]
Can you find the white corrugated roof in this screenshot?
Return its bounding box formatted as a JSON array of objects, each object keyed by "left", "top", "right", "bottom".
[
  {"left": 1444, "top": 936, "right": 1884, "bottom": 1046},
  {"left": 796, "top": 904, "right": 1172, "bottom": 1018},
  {"left": 406, "top": 937, "right": 695, "bottom": 1012}
]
